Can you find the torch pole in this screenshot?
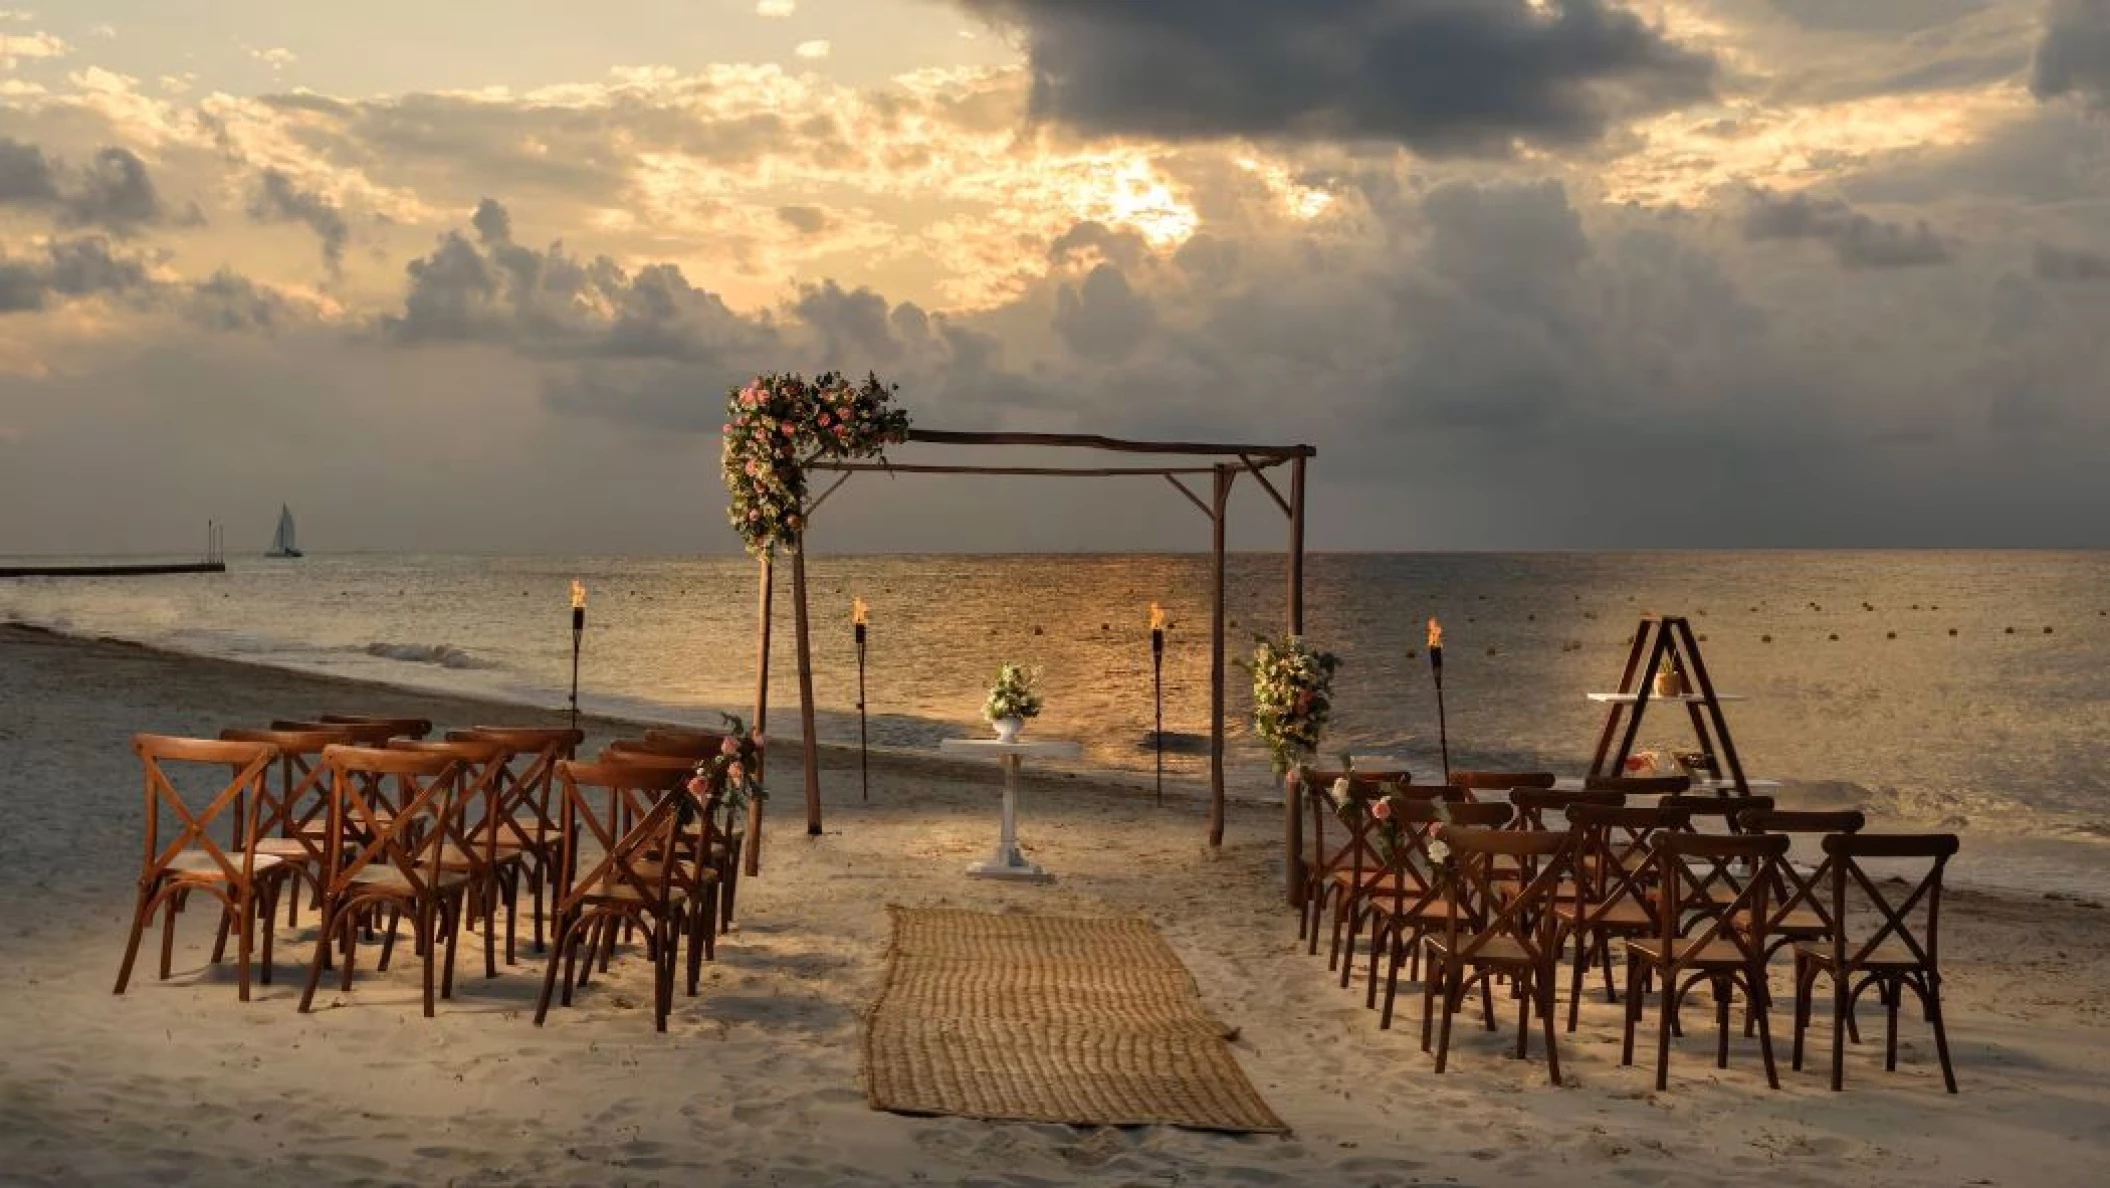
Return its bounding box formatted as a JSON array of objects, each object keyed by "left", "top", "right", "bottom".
[
  {"left": 855, "top": 620, "right": 869, "bottom": 802},
  {"left": 569, "top": 604, "right": 584, "bottom": 736},
  {"left": 1152, "top": 626, "right": 1164, "bottom": 807},
  {"left": 1431, "top": 647, "right": 1449, "bottom": 783}
]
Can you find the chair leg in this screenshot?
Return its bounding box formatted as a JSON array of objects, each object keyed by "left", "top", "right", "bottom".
[
  {"left": 1753, "top": 967, "right": 1781, "bottom": 1090},
  {"left": 1831, "top": 968, "right": 1849, "bottom": 1091},
  {"left": 441, "top": 897, "right": 462, "bottom": 1001},
  {"left": 1620, "top": 954, "right": 1640, "bottom": 1066},
  {"left": 1567, "top": 931, "right": 1589, "bottom": 1032},
  {"left": 1364, "top": 917, "right": 1386, "bottom": 1009},
  {"left": 1927, "top": 982, "right": 1958, "bottom": 1093},
  {"left": 482, "top": 876, "right": 498, "bottom": 979},
  {"left": 1792, "top": 956, "right": 1813, "bottom": 1072},
  {"left": 158, "top": 894, "right": 180, "bottom": 981},
  {"left": 1715, "top": 976, "right": 1732, "bottom": 1069},
  {"left": 1515, "top": 974, "right": 1531, "bottom": 1059},
  {"left": 417, "top": 903, "right": 437, "bottom": 1018},
  {"left": 1884, "top": 979, "right": 1901, "bottom": 1072},
  {"left": 1656, "top": 970, "right": 1676, "bottom": 1091},
  {"left": 113, "top": 888, "right": 156, "bottom": 995},
  {"left": 235, "top": 889, "right": 254, "bottom": 1003},
  {"left": 1538, "top": 974, "right": 1563, "bottom": 1085},
  {"left": 1420, "top": 953, "right": 1438, "bottom": 1053},
  {"left": 299, "top": 900, "right": 339, "bottom": 1013},
  {"left": 1480, "top": 973, "right": 1497, "bottom": 1032},
  {"left": 1434, "top": 971, "right": 1458, "bottom": 1074}
]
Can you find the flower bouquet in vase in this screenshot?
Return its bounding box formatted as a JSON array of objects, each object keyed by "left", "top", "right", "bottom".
[{"left": 983, "top": 664, "right": 1042, "bottom": 742}]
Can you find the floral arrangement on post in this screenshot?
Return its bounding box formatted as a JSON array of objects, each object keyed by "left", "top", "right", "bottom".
[
  {"left": 686, "top": 713, "right": 767, "bottom": 824},
  {"left": 982, "top": 664, "right": 1043, "bottom": 742},
  {"left": 1243, "top": 634, "right": 1341, "bottom": 775},
  {"left": 722, "top": 371, "right": 911, "bottom": 557}
]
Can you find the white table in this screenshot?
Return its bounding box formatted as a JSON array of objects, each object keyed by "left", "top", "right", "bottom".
[{"left": 939, "top": 736, "right": 1081, "bottom": 881}]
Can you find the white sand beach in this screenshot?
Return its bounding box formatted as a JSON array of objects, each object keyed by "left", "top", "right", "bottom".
[{"left": 4, "top": 622, "right": 2109, "bottom": 1187}]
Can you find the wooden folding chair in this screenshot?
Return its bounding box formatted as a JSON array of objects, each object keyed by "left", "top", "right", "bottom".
[
  {"left": 218, "top": 726, "right": 351, "bottom": 927},
  {"left": 451, "top": 726, "right": 584, "bottom": 953},
  {"left": 297, "top": 746, "right": 471, "bottom": 1017},
  {"left": 1554, "top": 803, "right": 1690, "bottom": 1031},
  {"left": 113, "top": 735, "right": 295, "bottom": 1002},
  {"left": 319, "top": 714, "right": 433, "bottom": 740},
  {"left": 1420, "top": 826, "right": 1576, "bottom": 1084},
  {"left": 1792, "top": 833, "right": 1960, "bottom": 1093},
  {"left": 1298, "top": 770, "right": 1399, "bottom": 958},
  {"left": 1735, "top": 809, "right": 1867, "bottom": 963},
  {"left": 1370, "top": 800, "right": 1514, "bottom": 1029},
  {"left": 598, "top": 747, "right": 744, "bottom": 940},
  {"left": 1622, "top": 831, "right": 1789, "bottom": 1090},
  {"left": 1450, "top": 771, "right": 1554, "bottom": 800},
  {"left": 1509, "top": 787, "right": 1624, "bottom": 829},
  {"left": 534, "top": 761, "right": 705, "bottom": 1031}
]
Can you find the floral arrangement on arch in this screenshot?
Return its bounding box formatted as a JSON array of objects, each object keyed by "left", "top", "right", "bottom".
[
  {"left": 722, "top": 371, "right": 911, "bottom": 557},
  {"left": 686, "top": 713, "right": 767, "bottom": 822},
  {"left": 1243, "top": 634, "right": 1340, "bottom": 774}
]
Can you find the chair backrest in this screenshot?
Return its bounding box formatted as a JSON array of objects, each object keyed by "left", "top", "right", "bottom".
[
  {"left": 1662, "top": 794, "right": 1776, "bottom": 834},
  {"left": 219, "top": 727, "right": 349, "bottom": 844},
  {"left": 132, "top": 734, "right": 278, "bottom": 884},
  {"left": 1821, "top": 833, "right": 1959, "bottom": 974},
  {"left": 643, "top": 726, "right": 730, "bottom": 751},
  {"left": 389, "top": 737, "right": 511, "bottom": 859},
  {"left": 1584, "top": 775, "right": 1691, "bottom": 796},
  {"left": 1733, "top": 809, "right": 1866, "bottom": 940},
  {"left": 1306, "top": 771, "right": 1402, "bottom": 882},
  {"left": 274, "top": 719, "right": 403, "bottom": 747},
  {"left": 451, "top": 727, "right": 586, "bottom": 849},
  {"left": 1450, "top": 770, "right": 1555, "bottom": 796},
  {"left": 319, "top": 714, "right": 433, "bottom": 740},
  {"left": 319, "top": 745, "right": 465, "bottom": 898},
  {"left": 551, "top": 760, "right": 705, "bottom": 911},
  {"left": 1438, "top": 826, "right": 1575, "bottom": 965},
  {"left": 1648, "top": 831, "right": 1790, "bottom": 960},
  {"left": 1511, "top": 787, "right": 1624, "bottom": 829}
]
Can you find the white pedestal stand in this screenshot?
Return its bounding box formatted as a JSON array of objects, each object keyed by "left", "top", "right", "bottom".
[{"left": 939, "top": 737, "right": 1081, "bottom": 881}]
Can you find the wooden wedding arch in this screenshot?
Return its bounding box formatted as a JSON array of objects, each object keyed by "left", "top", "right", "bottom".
[{"left": 744, "top": 429, "right": 1315, "bottom": 902}]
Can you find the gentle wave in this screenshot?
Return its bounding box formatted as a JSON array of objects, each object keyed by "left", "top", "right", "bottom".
[{"left": 359, "top": 641, "right": 497, "bottom": 670}]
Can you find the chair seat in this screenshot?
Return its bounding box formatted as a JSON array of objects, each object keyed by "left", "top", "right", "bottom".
[
  {"left": 1367, "top": 896, "right": 1457, "bottom": 921},
  {"left": 578, "top": 882, "right": 691, "bottom": 907},
  {"left": 1424, "top": 935, "right": 1544, "bottom": 967},
  {"left": 1552, "top": 899, "right": 1654, "bottom": 929},
  {"left": 1794, "top": 941, "right": 1926, "bottom": 970},
  {"left": 435, "top": 842, "right": 527, "bottom": 869},
  {"left": 163, "top": 850, "right": 286, "bottom": 879},
  {"left": 344, "top": 867, "right": 472, "bottom": 894},
  {"left": 1627, "top": 937, "right": 1758, "bottom": 967},
  {"left": 252, "top": 838, "right": 317, "bottom": 860},
  {"left": 1735, "top": 907, "right": 1829, "bottom": 935}
]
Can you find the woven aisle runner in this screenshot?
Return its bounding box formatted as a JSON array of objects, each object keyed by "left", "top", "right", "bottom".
[{"left": 862, "top": 906, "right": 1287, "bottom": 1133}]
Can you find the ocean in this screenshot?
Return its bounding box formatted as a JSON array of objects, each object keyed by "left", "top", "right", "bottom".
[{"left": 7, "top": 551, "right": 2109, "bottom": 898}]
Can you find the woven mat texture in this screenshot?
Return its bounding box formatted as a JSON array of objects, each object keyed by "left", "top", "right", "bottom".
[{"left": 862, "top": 907, "right": 1286, "bottom": 1133}]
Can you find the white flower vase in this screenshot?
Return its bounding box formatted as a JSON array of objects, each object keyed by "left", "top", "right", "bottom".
[{"left": 993, "top": 716, "right": 1024, "bottom": 743}]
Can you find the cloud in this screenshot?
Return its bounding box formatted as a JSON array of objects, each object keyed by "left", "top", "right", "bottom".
[
  {"left": 794, "top": 40, "right": 831, "bottom": 60},
  {"left": 248, "top": 46, "right": 297, "bottom": 71},
  {"left": 56, "top": 147, "right": 165, "bottom": 235},
  {"left": 2035, "top": 241, "right": 2110, "bottom": 280},
  {"left": 952, "top": 0, "right": 1715, "bottom": 154},
  {"left": 1740, "top": 188, "right": 1953, "bottom": 268},
  {"left": 775, "top": 204, "right": 829, "bottom": 233},
  {"left": 246, "top": 168, "right": 349, "bottom": 276},
  {"left": 0, "top": 28, "right": 65, "bottom": 66},
  {"left": 2032, "top": 0, "right": 2110, "bottom": 106},
  {"left": 0, "top": 136, "right": 60, "bottom": 204},
  {"left": 0, "top": 236, "right": 153, "bottom": 313},
  {"left": 756, "top": 0, "right": 796, "bottom": 15}
]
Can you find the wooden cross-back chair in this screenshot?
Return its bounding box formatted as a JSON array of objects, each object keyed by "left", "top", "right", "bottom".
[
  {"left": 114, "top": 735, "right": 294, "bottom": 1002},
  {"left": 218, "top": 726, "right": 351, "bottom": 926},
  {"left": 1553, "top": 803, "right": 1691, "bottom": 1032},
  {"left": 388, "top": 737, "right": 524, "bottom": 978},
  {"left": 297, "top": 746, "right": 471, "bottom": 1017},
  {"left": 600, "top": 744, "right": 745, "bottom": 934},
  {"left": 535, "top": 761, "right": 708, "bottom": 1032},
  {"left": 1735, "top": 809, "right": 1868, "bottom": 964},
  {"left": 1622, "top": 831, "right": 1789, "bottom": 1090},
  {"left": 449, "top": 726, "right": 584, "bottom": 953},
  {"left": 273, "top": 719, "right": 404, "bottom": 747},
  {"left": 1663, "top": 793, "right": 1775, "bottom": 838},
  {"left": 1300, "top": 771, "right": 1416, "bottom": 966},
  {"left": 1420, "top": 826, "right": 1576, "bottom": 1084},
  {"left": 1331, "top": 785, "right": 1469, "bottom": 985},
  {"left": 1792, "top": 833, "right": 1960, "bottom": 1093},
  {"left": 1369, "top": 800, "right": 1515, "bottom": 1029},
  {"left": 641, "top": 726, "right": 730, "bottom": 753},
  {"left": 1509, "top": 787, "right": 1625, "bottom": 829}
]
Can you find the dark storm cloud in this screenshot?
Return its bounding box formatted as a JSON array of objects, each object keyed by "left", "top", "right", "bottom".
[
  {"left": 246, "top": 170, "right": 349, "bottom": 276},
  {"left": 2032, "top": 0, "right": 2110, "bottom": 105},
  {"left": 953, "top": 0, "right": 1714, "bottom": 154},
  {"left": 2034, "top": 241, "right": 2110, "bottom": 279},
  {"left": 0, "top": 236, "right": 153, "bottom": 313},
  {"left": 0, "top": 138, "right": 62, "bottom": 205},
  {"left": 1053, "top": 264, "right": 1155, "bottom": 361},
  {"left": 1741, "top": 189, "right": 1954, "bottom": 269}
]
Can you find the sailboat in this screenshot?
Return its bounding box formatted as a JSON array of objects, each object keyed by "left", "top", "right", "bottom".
[{"left": 267, "top": 504, "right": 303, "bottom": 558}]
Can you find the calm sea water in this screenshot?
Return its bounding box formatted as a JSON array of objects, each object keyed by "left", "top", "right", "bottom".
[{"left": 7, "top": 552, "right": 2109, "bottom": 897}]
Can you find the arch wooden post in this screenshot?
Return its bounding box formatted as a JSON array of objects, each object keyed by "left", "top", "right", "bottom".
[
  {"left": 792, "top": 547, "right": 823, "bottom": 835},
  {"left": 747, "top": 553, "right": 773, "bottom": 876},
  {"left": 1208, "top": 465, "right": 1232, "bottom": 847},
  {"left": 1285, "top": 455, "right": 1307, "bottom": 906}
]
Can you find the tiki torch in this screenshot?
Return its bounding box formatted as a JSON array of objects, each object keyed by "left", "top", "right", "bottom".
[
  {"left": 1150, "top": 602, "right": 1166, "bottom": 806},
  {"left": 1427, "top": 617, "right": 1449, "bottom": 782},
  {"left": 853, "top": 596, "right": 869, "bottom": 802},
  {"left": 569, "top": 580, "right": 586, "bottom": 735}
]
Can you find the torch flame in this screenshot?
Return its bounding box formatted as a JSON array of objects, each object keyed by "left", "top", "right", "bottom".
[
  {"left": 852, "top": 596, "right": 868, "bottom": 626},
  {"left": 1149, "top": 602, "right": 1166, "bottom": 632},
  {"left": 1427, "top": 618, "right": 1442, "bottom": 649},
  {"left": 570, "top": 580, "right": 586, "bottom": 610}
]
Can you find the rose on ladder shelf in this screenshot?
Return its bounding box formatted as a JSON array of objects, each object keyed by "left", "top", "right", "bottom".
[{"left": 983, "top": 663, "right": 1043, "bottom": 742}]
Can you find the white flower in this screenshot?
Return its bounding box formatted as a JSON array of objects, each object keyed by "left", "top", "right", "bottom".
[
  {"left": 1331, "top": 776, "right": 1350, "bottom": 799},
  {"left": 1427, "top": 838, "right": 1451, "bottom": 865}
]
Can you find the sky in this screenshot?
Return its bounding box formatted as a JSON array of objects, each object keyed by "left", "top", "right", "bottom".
[{"left": 2, "top": 0, "right": 2108, "bottom": 555}]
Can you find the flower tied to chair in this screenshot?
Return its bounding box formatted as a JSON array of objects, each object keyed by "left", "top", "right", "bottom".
[{"left": 686, "top": 712, "right": 767, "bottom": 823}]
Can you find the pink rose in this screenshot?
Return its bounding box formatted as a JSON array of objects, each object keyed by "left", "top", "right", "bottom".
[
  {"left": 749, "top": 729, "right": 765, "bottom": 747},
  {"left": 727, "top": 762, "right": 744, "bottom": 781},
  {"left": 686, "top": 775, "right": 709, "bottom": 797},
  {"left": 720, "top": 736, "right": 740, "bottom": 756},
  {"left": 1370, "top": 797, "right": 1392, "bottom": 821}
]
